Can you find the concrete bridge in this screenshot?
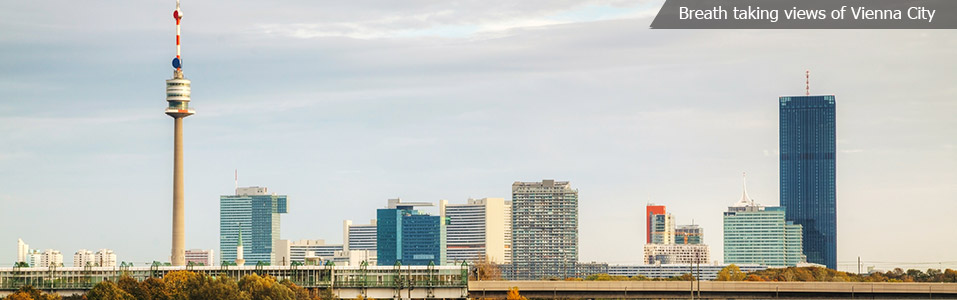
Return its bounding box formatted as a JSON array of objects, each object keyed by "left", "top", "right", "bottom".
[
  {"left": 469, "top": 280, "right": 957, "bottom": 299},
  {"left": 0, "top": 265, "right": 468, "bottom": 299}
]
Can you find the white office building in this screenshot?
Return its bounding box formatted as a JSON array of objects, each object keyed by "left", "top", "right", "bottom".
[
  {"left": 17, "top": 239, "right": 30, "bottom": 264},
  {"left": 609, "top": 264, "right": 767, "bottom": 280},
  {"left": 642, "top": 243, "right": 710, "bottom": 265},
  {"left": 331, "top": 249, "right": 377, "bottom": 266},
  {"left": 343, "top": 220, "right": 377, "bottom": 252},
  {"left": 185, "top": 249, "right": 215, "bottom": 266},
  {"left": 95, "top": 249, "right": 117, "bottom": 267},
  {"left": 440, "top": 198, "right": 512, "bottom": 264},
  {"left": 30, "top": 249, "right": 63, "bottom": 268},
  {"left": 73, "top": 249, "right": 95, "bottom": 267},
  {"left": 276, "top": 239, "right": 344, "bottom": 266},
  {"left": 650, "top": 213, "right": 676, "bottom": 245}
]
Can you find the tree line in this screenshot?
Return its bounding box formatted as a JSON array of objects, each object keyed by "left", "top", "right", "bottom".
[
  {"left": 738, "top": 266, "right": 957, "bottom": 282},
  {"left": 1, "top": 271, "right": 345, "bottom": 300},
  {"left": 572, "top": 265, "right": 957, "bottom": 282}
]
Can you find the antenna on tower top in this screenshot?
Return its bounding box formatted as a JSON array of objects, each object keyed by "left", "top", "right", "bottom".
[
  {"left": 235, "top": 169, "right": 238, "bottom": 190},
  {"left": 805, "top": 70, "right": 810, "bottom": 96},
  {"left": 171, "top": 0, "right": 184, "bottom": 76}
]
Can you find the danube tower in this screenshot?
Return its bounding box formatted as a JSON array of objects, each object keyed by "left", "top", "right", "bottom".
[{"left": 165, "top": 0, "right": 194, "bottom": 266}]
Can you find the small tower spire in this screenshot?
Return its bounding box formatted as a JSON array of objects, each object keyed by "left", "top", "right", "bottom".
[{"left": 235, "top": 224, "right": 245, "bottom": 266}]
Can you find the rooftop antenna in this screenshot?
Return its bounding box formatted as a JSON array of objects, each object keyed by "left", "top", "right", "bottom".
[
  {"left": 234, "top": 169, "right": 238, "bottom": 190},
  {"left": 805, "top": 70, "right": 810, "bottom": 96},
  {"left": 174, "top": 0, "right": 182, "bottom": 74}
]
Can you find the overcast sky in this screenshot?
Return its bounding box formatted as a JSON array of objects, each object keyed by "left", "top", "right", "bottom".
[{"left": 1, "top": 0, "right": 954, "bottom": 272}]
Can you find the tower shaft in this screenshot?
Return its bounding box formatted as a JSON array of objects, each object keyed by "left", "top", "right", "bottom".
[{"left": 171, "top": 117, "right": 186, "bottom": 266}]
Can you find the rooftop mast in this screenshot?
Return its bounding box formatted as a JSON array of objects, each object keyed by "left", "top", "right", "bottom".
[{"left": 805, "top": 70, "right": 810, "bottom": 96}]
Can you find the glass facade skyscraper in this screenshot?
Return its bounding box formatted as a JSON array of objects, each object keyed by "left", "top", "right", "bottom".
[
  {"left": 376, "top": 199, "right": 446, "bottom": 266},
  {"left": 220, "top": 187, "right": 288, "bottom": 266},
  {"left": 779, "top": 95, "right": 837, "bottom": 269},
  {"left": 724, "top": 205, "right": 805, "bottom": 267}
]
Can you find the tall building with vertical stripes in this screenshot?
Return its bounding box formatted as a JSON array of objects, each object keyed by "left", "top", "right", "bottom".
[
  {"left": 509, "top": 180, "right": 578, "bottom": 280},
  {"left": 645, "top": 205, "right": 665, "bottom": 243},
  {"left": 376, "top": 199, "right": 446, "bottom": 266},
  {"left": 724, "top": 175, "right": 805, "bottom": 267},
  {"left": 220, "top": 186, "right": 288, "bottom": 265},
  {"left": 343, "top": 219, "right": 378, "bottom": 252},
  {"left": 439, "top": 198, "right": 512, "bottom": 264},
  {"left": 779, "top": 94, "right": 837, "bottom": 269}
]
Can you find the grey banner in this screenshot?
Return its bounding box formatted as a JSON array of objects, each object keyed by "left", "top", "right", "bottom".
[{"left": 650, "top": 0, "right": 957, "bottom": 29}]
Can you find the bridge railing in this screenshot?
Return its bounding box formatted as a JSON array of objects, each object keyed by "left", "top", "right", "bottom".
[{"left": 0, "top": 265, "right": 468, "bottom": 291}]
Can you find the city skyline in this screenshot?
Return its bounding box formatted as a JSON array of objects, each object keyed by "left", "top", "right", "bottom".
[{"left": 1, "top": 0, "right": 955, "bottom": 273}]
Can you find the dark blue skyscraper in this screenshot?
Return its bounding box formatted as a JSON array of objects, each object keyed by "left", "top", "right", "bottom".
[
  {"left": 377, "top": 198, "right": 446, "bottom": 266},
  {"left": 779, "top": 95, "right": 837, "bottom": 269}
]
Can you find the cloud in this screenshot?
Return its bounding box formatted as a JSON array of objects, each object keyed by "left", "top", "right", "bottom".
[{"left": 254, "top": 2, "right": 661, "bottom": 39}]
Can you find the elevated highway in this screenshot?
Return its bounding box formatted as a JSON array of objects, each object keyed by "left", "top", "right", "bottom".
[{"left": 470, "top": 280, "right": 957, "bottom": 299}]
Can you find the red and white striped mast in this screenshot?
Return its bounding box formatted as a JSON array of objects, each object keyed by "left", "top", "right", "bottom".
[{"left": 173, "top": 0, "right": 183, "bottom": 76}]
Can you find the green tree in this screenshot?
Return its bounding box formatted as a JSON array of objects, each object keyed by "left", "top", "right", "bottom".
[
  {"left": 141, "top": 277, "right": 170, "bottom": 300},
  {"left": 506, "top": 287, "right": 527, "bottom": 300},
  {"left": 280, "top": 279, "right": 317, "bottom": 300},
  {"left": 317, "top": 287, "right": 335, "bottom": 300},
  {"left": 162, "top": 271, "right": 200, "bottom": 300},
  {"left": 188, "top": 275, "right": 247, "bottom": 300},
  {"left": 117, "top": 275, "right": 151, "bottom": 300},
  {"left": 943, "top": 269, "right": 957, "bottom": 282},
  {"left": 238, "top": 274, "right": 296, "bottom": 300},
  {"left": 10, "top": 286, "right": 59, "bottom": 300},
  {"left": 5, "top": 292, "right": 34, "bottom": 300},
  {"left": 87, "top": 281, "right": 135, "bottom": 300},
  {"left": 716, "top": 264, "right": 745, "bottom": 281},
  {"left": 470, "top": 256, "right": 503, "bottom": 281}
]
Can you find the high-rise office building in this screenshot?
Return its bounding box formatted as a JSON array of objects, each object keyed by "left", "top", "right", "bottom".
[
  {"left": 510, "top": 180, "right": 578, "bottom": 280},
  {"left": 220, "top": 186, "right": 288, "bottom": 265},
  {"left": 645, "top": 205, "right": 665, "bottom": 243},
  {"left": 377, "top": 198, "right": 446, "bottom": 266},
  {"left": 724, "top": 176, "right": 805, "bottom": 267},
  {"left": 650, "top": 213, "right": 675, "bottom": 244},
  {"left": 74, "top": 250, "right": 94, "bottom": 267},
  {"left": 439, "top": 198, "right": 511, "bottom": 264},
  {"left": 185, "top": 249, "right": 215, "bottom": 266},
  {"left": 675, "top": 225, "right": 703, "bottom": 245},
  {"left": 779, "top": 94, "right": 837, "bottom": 269},
  {"left": 343, "top": 220, "right": 377, "bottom": 252},
  {"left": 342, "top": 219, "right": 378, "bottom": 265}
]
